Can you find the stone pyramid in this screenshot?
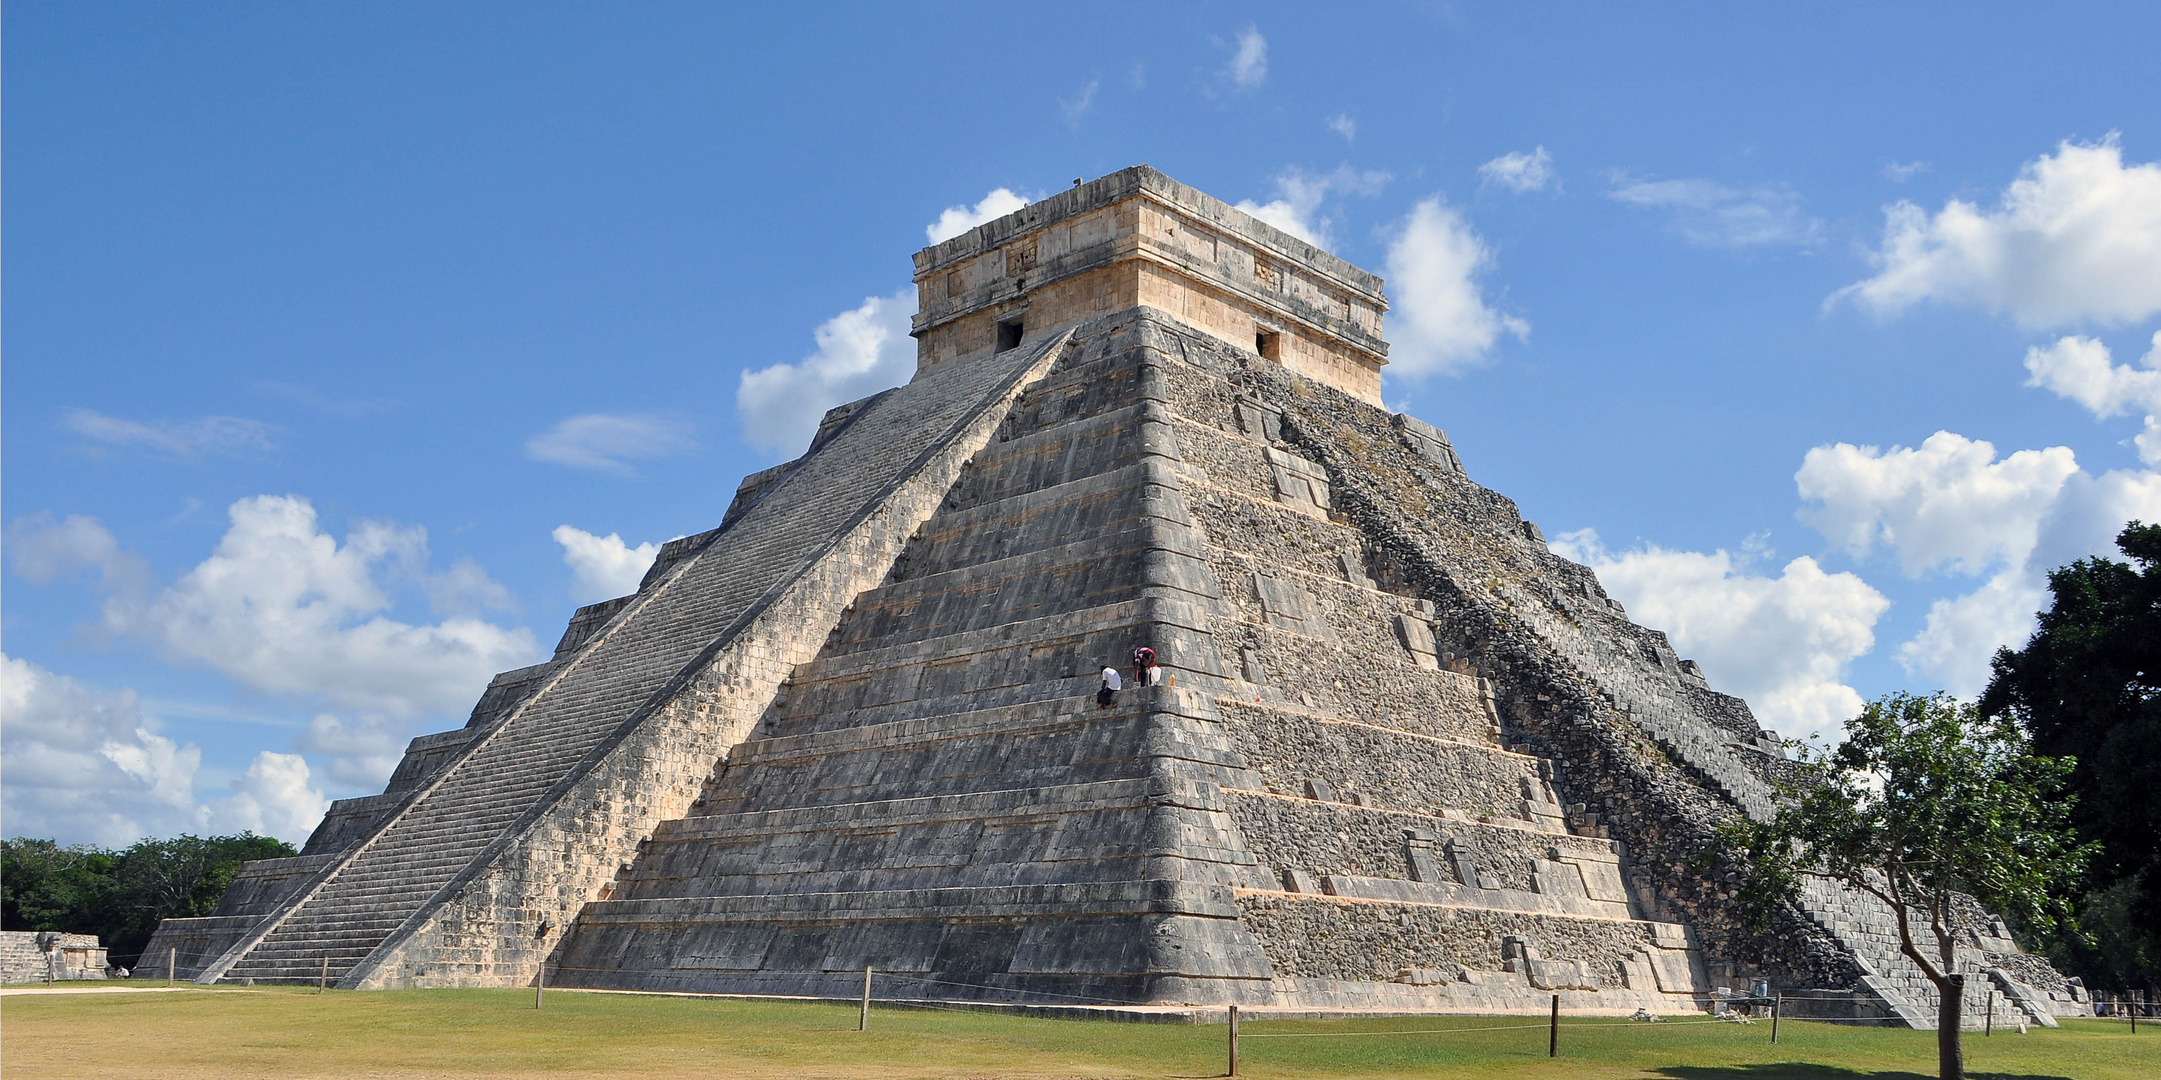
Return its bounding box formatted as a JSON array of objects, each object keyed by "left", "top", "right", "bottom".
[{"left": 142, "top": 167, "right": 2089, "bottom": 1026}]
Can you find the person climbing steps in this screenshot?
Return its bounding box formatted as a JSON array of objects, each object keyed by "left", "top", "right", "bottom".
[{"left": 1097, "top": 665, "right": 1122, "bottom": 708}]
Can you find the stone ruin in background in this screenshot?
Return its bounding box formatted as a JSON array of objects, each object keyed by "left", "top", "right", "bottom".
[{"left": 137, "top": 166, "right": 2089, "bottom": 1028}]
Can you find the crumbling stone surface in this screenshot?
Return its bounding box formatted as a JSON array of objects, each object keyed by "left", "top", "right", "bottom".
[
  {"left": 0, "top": 932, "right": 110, "bottom": 982},
  {"left": 1238, "top": 895, "right": 1653, "bottom": 986}
]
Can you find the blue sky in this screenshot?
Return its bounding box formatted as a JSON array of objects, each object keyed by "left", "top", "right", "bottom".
[{"left": 7, "top": 2, "right": 2159, "bottom": 845}]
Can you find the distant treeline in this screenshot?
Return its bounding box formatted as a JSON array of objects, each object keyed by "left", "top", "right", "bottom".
[{"left": 1, "top": 832, "right": 296, "bottom": 968}]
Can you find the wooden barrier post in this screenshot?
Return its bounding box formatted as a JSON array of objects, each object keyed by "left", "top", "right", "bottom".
[
  {"left": 859, "top": 965, "right": 872, "bottom": 1031},
  {"left": 534, "top": 921, "right": 552, "bottom": 1010},
  {"left": 320, "top": 956, "right": 330, "bottom": 994},
  {"left": 1549, "top": 994, "right": 1560, "bottom": 1057},
  {"left": 168, "top": 948, "right": 176, "bottom": 986},
  {"left": 1985, "top": 990, "right": 1994, "bottom": 1036},
  {"left": 1771, "top": 993, "right": 1780, "bottom": 1044},
  {"left": 1228, "top": 1004, "right": 1239, "bottom": 1077}
]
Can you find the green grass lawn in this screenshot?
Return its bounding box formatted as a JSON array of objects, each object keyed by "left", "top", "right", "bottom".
[{"left": 0, "top": 986, "right": 2148, "bottom": 1079}]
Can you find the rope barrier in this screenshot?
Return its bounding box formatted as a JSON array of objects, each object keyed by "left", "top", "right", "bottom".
[{"left": 1239, "top": 1017, "right": 1769, "bottom": 1039}]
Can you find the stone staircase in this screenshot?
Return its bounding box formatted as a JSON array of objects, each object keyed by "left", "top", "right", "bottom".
[{"left": 194, "top": 330, "right": 1073, "bottom": 987}]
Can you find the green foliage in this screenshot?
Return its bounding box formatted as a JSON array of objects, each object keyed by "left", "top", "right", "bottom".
[
  {"left": 1981, "top": 520, "right": 2161, "bottom": 994},
  {"left": 1720, "top": 692, "right": 2089, "bottom": 1079},
  {"left": 1, "top": 832, "right": 297, "bottom": 967},
  {"left": 1, "top": 839, "right": 120, "bottom": 938}
]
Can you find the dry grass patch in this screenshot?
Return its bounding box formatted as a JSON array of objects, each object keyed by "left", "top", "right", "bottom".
[{"left": 0, "top": 986, "right": 2149, "bottom": 1079}]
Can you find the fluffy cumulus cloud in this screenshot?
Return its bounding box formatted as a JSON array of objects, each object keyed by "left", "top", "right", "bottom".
[
  {"left": 926, "top": 188, "right": 1030, "bottom": 245},
  {"left": 1832, "top": 135, "right": 2161, "bottom": 328},
  {"left": 0, "top": 653, "right": 199, "bottom": 844},
  {"left": 553, "top": 525, "right": 660, "bottom": 602},
  {"left": 1479, "top": 147, "right": 1557, "bottom": 194},
  {"left": 11, "top": 497, "right": 538, "bottom": 722},
  {"left": 4, "top": 498, "right": 540, "bottom": 837},
  {"left": 736, "top": 287, "right": 917, "bottom": 457},
  {"left": 1234, "top": 164, "right": 1391, "bottom": 249},
  {"left": 64, "top": 409, "right": 274, "bottom": 457},
  {"left": 1796, "top": 431, "right": 2161, "bottom": 694},
  {"left": 1327, "top": 113, "right": 1356, "bottom": 141},
  {"left": 0, "top": 653, "right": 328, "bottom": 845},
  {"left": 216, "top": 752, "right": 331, "bottom": 843},
  {"left": 1382, "top": 196, "right": 1529, "bottom": 377},
  {"left": 2025, "top": 332, "right": 2161, "bottom": 464},
  {"left": 295, "top": 713, "right": 412, "bottom": 791},
  {"left": 122, "top": 498, "right": 539, "bottom": 717},
  {"left": 1550, "top": 533, "right": 1889, "bottom": 741},
  {"left": 1796, "top": 431, "right": 2080, "bottom": 577},
  {"left": 1226, "top": 25, "right": 1267, "bottom": 89},
  {"left": 1607, "top": 174, "right": 1819, "bottom": 248},
  {"left": 524, "top": 413, "right": 697, "bottom": 475}
]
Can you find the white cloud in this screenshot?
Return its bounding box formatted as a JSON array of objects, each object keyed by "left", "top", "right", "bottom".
[
  {"left": 926, "top": 189, "right": 1030, "bottom": 245},
  {"left": 2024, "top": 333, "right": 2161, "bottom": 464},
  {"left": 1795, "top": 431, "right": 2080, "bottom": 577},
  {"left": 420, "top": 558, "right": 517, "bottom": 618},
  {"left": 1607, "top": 174, "right": 1819, "bottom": 248},
  {"left": 213, "top": 751, "right": 329, "bottom": 845},
  {"left": 736, "top": 287, "right": 917, "bottom": 457},
  {"left": 63, "top": 409, "right": 273, "bottom": 457},
  {"left": 552, "top": 525, "right": 660, "bottom": 602},
  {"left": 14, "top": 497, "right": 540, "bottom": 721},
  {"left": 5, "top": 500, "right": 539, "bottom": 842},
  {"left": 2031, "top": 465, "right": 2161, "bottom": 573},
  {"left": 0, "top": 652, "right": 204, "bottom": 845},
  {"left": 1, "top": 651, "right": 332, "bottom": 845},
  {"left": 1327, "top": 113, "right": 1356, "bottom": 141},
  {"left": 1831, "top": 135, "right": 2161, "bottom": 328},
  {"left": 138, "top": 497, "right": 540, "bottom": 716},
  {"left": 1895, "top": 467, "right": 2161, "bottom": 695},
  {"left": 1227, "top": 26, "right": 1267, "bottom": 89},
  {"left": 8, "top": 512, "right": 151, "bottom": 597},
  {"left": 524, "top": 413, "right": 697, "bottom": 475},
  {"left": 1234, "top": 164, "right": 1391, "bottom": 249},
  {"left": 294, "top": 711, "right": 409, "bottom": 790},
  {"left": 1550, "top": 532, "right": 1890, "bottom": 741},
  {"left": 1895, "top": 570, "right": 2043, "bottom": 697},
  {"left": 1479, "top": 147, "right": 1557, "bottom": 194},
  {"left": 1883, "top": 160, "right": 1930, "bottom": 183},
  {"left": 1794, "top": 426, "right": 2161, "bottom": 693},
  {"left": 1381, "top": 196, "right": 1529, "bottom": 377},
  {"left": 1060, "top": 80, "right": 1098, "bottom": 126}
]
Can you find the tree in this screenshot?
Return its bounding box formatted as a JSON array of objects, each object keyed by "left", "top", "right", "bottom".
[
  {"left": 1981, "top": 521, "right": 2161, "bottom": 995},
  {"left": 0, "top": 832, "right": 297, "bottom": 967},
  {"left": 1724, "top": 693, "right": 2089, "bottom": 1080},
  {"left": 1, "top": 839, "right": 119, "bottom": 936}
]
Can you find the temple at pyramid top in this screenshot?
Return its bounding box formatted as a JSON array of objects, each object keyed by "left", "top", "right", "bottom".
[{"left": 911, "top": 165, "right": 1390, "bottom": 404}]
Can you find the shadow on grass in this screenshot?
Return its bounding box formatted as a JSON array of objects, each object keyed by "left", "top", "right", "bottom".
[{"left": 1656, "top": 1066, "right": 2080, "bottom": 1080}]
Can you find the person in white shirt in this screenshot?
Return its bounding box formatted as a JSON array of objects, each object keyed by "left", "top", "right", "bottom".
[{"left": 1097, "top": 666, "right": 1122, "bottom": 708}]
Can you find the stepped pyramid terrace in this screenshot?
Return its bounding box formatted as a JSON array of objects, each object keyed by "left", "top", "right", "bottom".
[{"left": 138, "top": 166, "right": 2092, "bottom": 1027}]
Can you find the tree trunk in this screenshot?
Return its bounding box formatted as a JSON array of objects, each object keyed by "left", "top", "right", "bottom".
[{"left": 1936, "top": 972, "right": 1966, "bottom": 1080}]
